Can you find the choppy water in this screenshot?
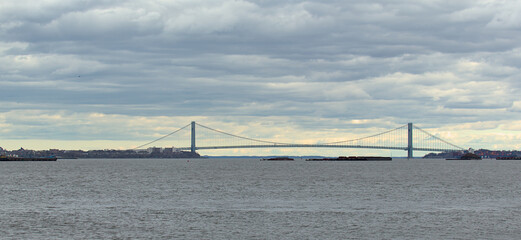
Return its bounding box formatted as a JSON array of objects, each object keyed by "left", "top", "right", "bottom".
[{"left": 1, "top": 158, "right": 521, "bottom": 239}]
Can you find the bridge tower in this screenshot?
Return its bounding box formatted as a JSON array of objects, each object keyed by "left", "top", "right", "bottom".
[
  {"left": 191, "top": 121, "right": 196, "bottom": 153},
  {"left": 407, "top": 123, "right": 413, "bottom": 158}
]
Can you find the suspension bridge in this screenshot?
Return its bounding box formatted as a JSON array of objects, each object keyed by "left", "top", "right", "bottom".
[{"left": 134, "top": 122, "right": 464, "bottom": 158}]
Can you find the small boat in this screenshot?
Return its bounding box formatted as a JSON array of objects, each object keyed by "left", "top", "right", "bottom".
[
  {"left": 261, "top": 157, "right": 294, "bottom": 161},
  {"left": 0, "top": 155, "right": 57, "bottom": 161}
]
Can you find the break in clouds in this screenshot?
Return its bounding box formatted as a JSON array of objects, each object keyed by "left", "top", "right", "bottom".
[{"left": 1, "top": 0, "right": 521, "bottom": 150}]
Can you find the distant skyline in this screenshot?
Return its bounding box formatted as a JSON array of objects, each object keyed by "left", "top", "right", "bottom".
[{"left": 2, "top": 1, "right": 521, "bottom": 155}]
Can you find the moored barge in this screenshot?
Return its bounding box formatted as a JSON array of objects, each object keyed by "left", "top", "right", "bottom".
[
  {"left": 261, "top": 157, "right": 294, "bottom": 161},
  {"left": 496, "top": 156, "right": 521, "bottom": 160},
  {"left": 0, "top": 156, "right": 57, "bottom": 161},
  {"left": 306, "top": 156, "right": 392, "bottom": 161}
]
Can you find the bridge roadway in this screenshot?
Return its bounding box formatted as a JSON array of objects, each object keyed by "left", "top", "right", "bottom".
[{"left": 176, "top": 144, "right": 456, "bottom": 153}]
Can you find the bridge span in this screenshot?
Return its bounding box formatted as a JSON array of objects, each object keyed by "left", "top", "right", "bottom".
[{"left": 135, "top": 122, "right": 464, "bottom": 158}]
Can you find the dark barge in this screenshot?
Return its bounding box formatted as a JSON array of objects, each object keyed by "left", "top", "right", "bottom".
[
  {"left": 496, "top": 156, "right": 521, "bottom": 160},
  {"left": 306, "top": 156, "right": 392, "bottom": 161},
  {"left": 261, "top": 157, "right": 294, "bottom": 161},
  {"left": 0, "top": 156, "right": 57, "bottom": 161}
]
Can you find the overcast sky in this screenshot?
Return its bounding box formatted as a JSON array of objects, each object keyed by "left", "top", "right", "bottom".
[{"left": 1, "top": 0, "right": 521, "bottom": 155}]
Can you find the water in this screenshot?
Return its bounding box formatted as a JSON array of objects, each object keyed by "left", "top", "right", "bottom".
[{"left": 1, "top": 158, "right": 521, "bottom": 239}]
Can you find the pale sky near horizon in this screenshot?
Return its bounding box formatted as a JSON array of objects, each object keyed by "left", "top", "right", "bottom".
[{"left": 2, "top": 0, "right": 521, "bottom": 156}]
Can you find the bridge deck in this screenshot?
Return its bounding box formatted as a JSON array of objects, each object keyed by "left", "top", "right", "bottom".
[{"left": 177, "top": 144, "right": 459, "bottom": 152}]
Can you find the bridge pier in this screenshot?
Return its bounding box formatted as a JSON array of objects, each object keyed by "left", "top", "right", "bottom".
[
  {"left": 407, "top": 123, "right": 413, "bottom": 159},
  {"left": 191, "top": 121, "right": 196, "bottom": 153}
]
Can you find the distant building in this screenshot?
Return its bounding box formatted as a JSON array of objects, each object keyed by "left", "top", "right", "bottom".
[
  {"left": 147, "top": 147, "right": 161, "bottom": 154},
  {"left": 50, "top": 149, "right": 60, "bottom": 155}
]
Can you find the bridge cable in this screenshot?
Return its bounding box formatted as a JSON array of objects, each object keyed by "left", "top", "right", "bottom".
[
  {"left": 323, "top": 124, "right": 408, "bottom": 145},
  {"left": 195, "top": 123, "right": 294, "bottom": 146},
  {"left": 132, "top": 123, "right": 192, "bottom": 150},
  {"left": 413, "top": 126, "right": 464, "bottom": 150}
]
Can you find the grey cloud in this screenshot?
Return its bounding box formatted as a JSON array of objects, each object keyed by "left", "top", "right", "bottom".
[{"left": 2, "top": 0, "right": 521, "bottom": 148}]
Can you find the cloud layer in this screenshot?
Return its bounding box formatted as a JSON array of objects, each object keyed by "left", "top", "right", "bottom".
[{"left": 2, "top": 0, "right": 521, "bottom": 154}]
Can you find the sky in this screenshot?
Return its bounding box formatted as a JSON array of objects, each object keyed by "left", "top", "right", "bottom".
[{"left": 1, "top": 0, "right": 521, "bottom": 156}]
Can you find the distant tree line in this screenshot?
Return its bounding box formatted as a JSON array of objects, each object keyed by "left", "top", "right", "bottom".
[{"left": 0, "top": 147, "right": 200, "bottom": 159}]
